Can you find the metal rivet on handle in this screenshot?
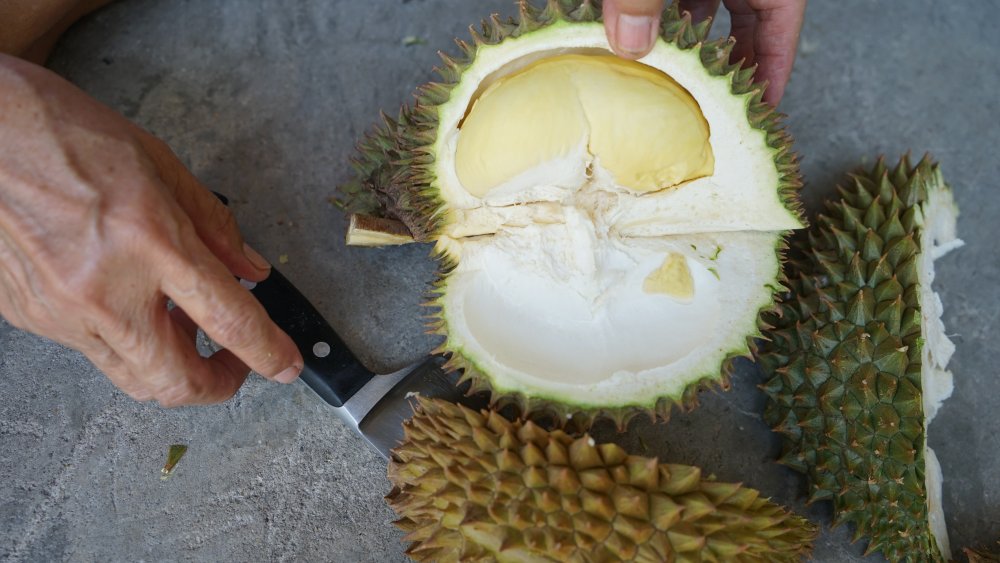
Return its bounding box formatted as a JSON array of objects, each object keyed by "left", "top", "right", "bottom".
[{"left": 313, "top": 342, "right": 331, "bottom": 358}]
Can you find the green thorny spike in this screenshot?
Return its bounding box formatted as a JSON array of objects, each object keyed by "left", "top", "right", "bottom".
[
  {"left": 757, "top": 155, "right": 957, "bottom": 563},
  {"left": 387, "top": 397, "right": 818, "bottom": 562},
  {"left": 341, "top": 0, "right": 803, "bottom": 238}
]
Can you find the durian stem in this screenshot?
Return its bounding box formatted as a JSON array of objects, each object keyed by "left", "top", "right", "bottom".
[{"left": 346, "top": 214, "right": 415, "bottom": 246}]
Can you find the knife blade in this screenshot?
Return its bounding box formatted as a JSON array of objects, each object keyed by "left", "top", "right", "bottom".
[{"left": 244, "top": 266, "right": 484, "bottom": 459}]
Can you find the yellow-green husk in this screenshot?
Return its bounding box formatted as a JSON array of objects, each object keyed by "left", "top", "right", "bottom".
[{"left": 388, "top": 397, "right": 818, "bottom": 562}]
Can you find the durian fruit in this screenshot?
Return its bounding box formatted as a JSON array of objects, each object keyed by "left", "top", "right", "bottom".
[
  {"left": 387, "top": 396, "right": 818, "bottom": 562},
  {"left": 757, "top": 155, "right": 962, "bottom": 562},
  {"left": 349, "top": 0, "right": 806, "bottom": 427}
]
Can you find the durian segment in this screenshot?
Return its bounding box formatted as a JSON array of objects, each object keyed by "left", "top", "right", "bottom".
[
  {"left": 434, "top": 22, "right": 804, "bottom": 237},
  {"left": 758, "top": 156, "right": 961, "bottom": 562},
  {"left": 455, "top": 54, "right": 714, "bottom": 198},
  {"left": 347, "top": 2, "right": 805, "bottom": 243},
  {"left": 438, "top": 225, "right": 782, "bottom": 407},
  {"left": 388, "top": 396, "right": 818, "bottom": 562}
]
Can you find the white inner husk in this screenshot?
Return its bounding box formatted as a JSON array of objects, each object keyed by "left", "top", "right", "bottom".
[
  {"left": 919, "top": 181, "right": 963, "bottom": 560},
  {"left": 431, "top": 23, "right": 801, "bottom": 407}
]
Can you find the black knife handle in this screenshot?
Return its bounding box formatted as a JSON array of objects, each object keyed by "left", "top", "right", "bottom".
[
  {"left": 209, "top": 192, "right": 374, "bottom": 407},
  {"left": 247, "top": 268, "right": 375, "bottom": 407}
]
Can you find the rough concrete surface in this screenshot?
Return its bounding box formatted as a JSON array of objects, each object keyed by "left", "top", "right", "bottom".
[{"left": 1, "top": 1, "right": 997, "bottom": 561}]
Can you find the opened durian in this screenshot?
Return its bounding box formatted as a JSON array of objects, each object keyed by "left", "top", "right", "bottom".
[
  {"left": 349, "top": 1, "right": 805, "bottom": 425},
  {"left": 757, "top": 155, "right": 962, "bottom": 562},
  {"left": 387, "top": 397, "right": 818, "bottom": 562}
]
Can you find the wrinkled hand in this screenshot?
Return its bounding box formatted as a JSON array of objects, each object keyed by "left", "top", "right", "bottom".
[
  {"left": 0, "top": 54, "right": 303, "bottom": 406},
  {"left": 602, "top": 0, "right": 806, "bottom": 104}
]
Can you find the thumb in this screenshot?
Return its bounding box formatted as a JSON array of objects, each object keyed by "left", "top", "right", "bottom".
[
  {"left": 138, "top": 134, "right": 272, "bottom": 282},
  {"left": 603, "top": 0, "right": 665, "bottom": 59}
]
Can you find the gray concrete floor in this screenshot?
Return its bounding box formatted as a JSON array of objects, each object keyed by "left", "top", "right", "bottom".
[{"left": 1, "top": 1, "right": 997, "bottom": 561}]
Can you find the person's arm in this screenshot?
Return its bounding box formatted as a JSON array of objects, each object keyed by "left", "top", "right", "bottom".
[
  {"left": 602, "top": 0, "right": 807, "bottom": 104},
  {"left": 0, "top": 0, "right": 115, "bottom": 64},
  {"left": 0, "top": 11, "right": 303, "bottom": 405}
]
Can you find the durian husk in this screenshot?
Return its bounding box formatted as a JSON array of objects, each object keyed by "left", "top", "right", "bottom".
[
  {"left": 343, "top": 0, "right": 804, "bottom": 430},
  {"left": 387, "top": 397, "right": 818, "bottom": 562},
  {"left": 345, "top": 0, "right": 803, "bottom": 239},
  {"left": 757, "top": 155, "right": 957, "bottom": 562}
]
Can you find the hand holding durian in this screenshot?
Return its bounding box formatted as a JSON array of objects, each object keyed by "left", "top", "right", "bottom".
[{"left": 602, "top": 0, "right": 806, "bottom": 103}]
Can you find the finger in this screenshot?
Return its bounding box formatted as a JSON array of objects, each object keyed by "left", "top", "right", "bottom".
[
  {"left": 678, "top": 0, "right": 722, "bottom": 24},
  {"left": 747, "top": 0, "right": 806, "bottom": 104},
  {"left": 136, "top": 134, "right": 271, "bottom": 283},
  {"left": 161, "top": 234, "right": 303, "bottom": 385},
  {"left": 723, "top": 0, "right": 758, "bottom": 68},
  {"left": 169, "top": 305, "right": 198, "bottom": 341},
  {"left": 603, "top": 0, "right": 665, "bottom": 59},
  {"left": 80, "top": 336, "right": 154, "bottom": 402},
  {"left": 101, "top": 302, "right": 250, "bottom": 407}
]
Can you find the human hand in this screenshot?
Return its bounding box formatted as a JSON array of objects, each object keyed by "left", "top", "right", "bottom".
[
  {"left": 0, "top": 54, "right": 303, "bottom": 406},
  {"left": 602, "top": 0, "right": 807, "bottom": 104}
]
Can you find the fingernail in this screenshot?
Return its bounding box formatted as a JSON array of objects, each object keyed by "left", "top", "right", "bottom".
[
  {"left": 616, "top": 14, "right": 657, "bottom": 56},
  {"left": 243, "top": 243, "right": 270, "bottom": 271},
  {"left": 275, "top": 364, "right": 302, "bottom": 384}
]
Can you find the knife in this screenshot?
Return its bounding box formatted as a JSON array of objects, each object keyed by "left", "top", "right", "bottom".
[
  {"left": 214, "top": 194, "right": 485, "bottom": 459},
  {"left": 246, "top": 267, "right": 488, "bottom": 458}
]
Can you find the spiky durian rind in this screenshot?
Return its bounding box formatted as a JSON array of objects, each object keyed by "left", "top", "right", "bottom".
[
  {"left": 347, "top": 0, "right": 804, "bottom": 240},
  {"left": 387, "top": 396, "right": 818, "bottom": 562},
  {"left": 757, "top": 155, "right": 956, "bottom": 562}
]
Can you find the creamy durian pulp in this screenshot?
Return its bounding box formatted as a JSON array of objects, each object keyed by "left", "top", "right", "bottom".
[
  {"left": 430, "top": 49, "right": 798, "bottom": 406},
  {"left": 455, "top": 54, "right": 714, "bottom": 196}
]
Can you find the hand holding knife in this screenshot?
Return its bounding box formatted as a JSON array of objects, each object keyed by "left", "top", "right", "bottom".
[
  {"left": 246, "top": 266, "right": 482, "bottom": 458},
  {"left": 215, "top": 191, "right": 483, "bottom": 459}
]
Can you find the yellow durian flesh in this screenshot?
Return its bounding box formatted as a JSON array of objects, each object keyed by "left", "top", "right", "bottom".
[
  {"left": 644, "top": 252, "right": 695, "bottom": 301},
  {"left": 454, "top": 54, "right": 714, "bottom": 198}
]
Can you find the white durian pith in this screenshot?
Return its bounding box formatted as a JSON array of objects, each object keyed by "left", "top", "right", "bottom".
[
  {"left": 441, "top": 226, "right": 782, "bottom": 406},
  {"left": 919, "top": 178, "right": 963, "bottom": 561},
  {"left": 426, "top": 21, "right": 801, "bottom": 410}
]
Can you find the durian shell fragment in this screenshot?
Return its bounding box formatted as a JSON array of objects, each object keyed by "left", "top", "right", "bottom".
[
  {"left": 387, "top": 397, "right": 818, "bottom": 562},
  {"left": 757, "top": 155, "right": 960, "bottom": 562}
]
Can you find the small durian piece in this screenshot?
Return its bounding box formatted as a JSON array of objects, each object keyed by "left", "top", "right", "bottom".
[
  {"left": 644, "top": 252, "right": 695, "bottom": 301},
  {"left": 387, "top": 397, "right": 818, "bottom": 562},
  {"left": 758, "top": 155, "right": 962, "bottom": 562}
]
